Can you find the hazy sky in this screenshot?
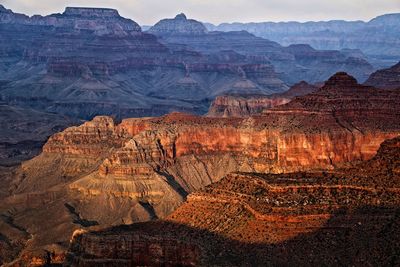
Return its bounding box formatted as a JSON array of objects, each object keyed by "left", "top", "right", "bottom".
[{"left": 2, "top": 0, "right": 400, "bottom": 25}]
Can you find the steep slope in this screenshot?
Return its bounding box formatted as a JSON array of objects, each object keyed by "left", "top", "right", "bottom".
[
  {"left": 207, "top": 81, "right": 318, "bottom": 117},
  {"left": 364, "top": 61, "right": 400, "bottom": 89},
  {"left": 1, "top": 73, "right": 400, "bottom": 265},
  {"left": 67, "top": 136, "right": 400, "bottom": 266}
]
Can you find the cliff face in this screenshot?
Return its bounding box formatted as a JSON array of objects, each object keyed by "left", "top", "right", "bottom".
[
  {"left": 67, "top": 136, "right": 400, "bottom": 266},
  {"left": 207, "top": 81, "right": 318, "bottom": 117},
  {"left": 1, "top": 73, "right": 400, "bottom": 265},
  {"left": 364, "top": 61, "right": 400, "bottom": 89}
]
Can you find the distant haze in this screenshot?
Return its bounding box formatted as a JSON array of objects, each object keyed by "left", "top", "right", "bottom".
[{"left": 2, "top": 0, "right": 400, "bottom": 25}]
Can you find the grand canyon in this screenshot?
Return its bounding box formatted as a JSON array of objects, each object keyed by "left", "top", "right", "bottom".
[{"left": 0, "top": 2, "right": 399, "bottom": 266}]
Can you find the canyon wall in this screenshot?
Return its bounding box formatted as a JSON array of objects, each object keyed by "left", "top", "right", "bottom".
[
  {"left": 1, "top": 73, "right": 400, "bottom": 265},
  {"left": 67, "top": 136, "right": 400, "bottom": 266}
]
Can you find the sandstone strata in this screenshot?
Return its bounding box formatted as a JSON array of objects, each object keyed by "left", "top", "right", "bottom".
[{"left": 67, "top": 136, "right": 400, "bottom": 266}]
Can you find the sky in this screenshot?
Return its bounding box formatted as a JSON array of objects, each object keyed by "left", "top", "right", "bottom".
[{"left": 1, "top": 0, "right": 400, "bottom": 25}]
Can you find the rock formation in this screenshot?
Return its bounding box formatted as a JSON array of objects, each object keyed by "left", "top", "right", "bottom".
[
  {"left": 1, "top": 73, "right": 400, "bottom": 265},
  {"left": 67, "top": 136, "right": 400, "bottom": 266},
  {"left": 364, "top": 61, "right": 400, "bottom": 89},
  {"left": 207, "top": 81, "right": 318, "bottom": 117}
]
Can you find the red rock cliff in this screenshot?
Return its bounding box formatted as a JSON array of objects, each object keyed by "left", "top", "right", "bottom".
[
  {"left": 2, "top": 73, "right": 400, "bottom": 265},
  {"left": 66, "top": 136, "right": 400, "bottom": 266}
]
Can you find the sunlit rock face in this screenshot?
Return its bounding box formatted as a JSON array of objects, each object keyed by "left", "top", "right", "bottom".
[{"left": 66, "top": 136, "right": 400, "bottom": 266}]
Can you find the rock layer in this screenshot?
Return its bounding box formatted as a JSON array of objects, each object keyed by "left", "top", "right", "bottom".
[{"left": 67, "top": 136, "right": 400, "bottom": 266}]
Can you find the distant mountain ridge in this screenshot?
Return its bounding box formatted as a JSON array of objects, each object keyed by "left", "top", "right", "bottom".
[
  {"left": 148, "top": 13, "right": 374, "bottom": 84},
  {"left": 203, "top": 13, "right": 400, "bottom": 61},
  {"left": 0, "top": 5, "right": 141, "bottom": 34}
]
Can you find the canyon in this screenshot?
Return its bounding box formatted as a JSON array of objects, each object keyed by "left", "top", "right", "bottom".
[
  {"left": 67, "top": 135, "right": 400, "bottom": 266},
  {"left": 0, "top": 4, "right": 399, "bottom": 266},
  {"left": 0, "top": 72, "right": 399, "bottom": 265}
]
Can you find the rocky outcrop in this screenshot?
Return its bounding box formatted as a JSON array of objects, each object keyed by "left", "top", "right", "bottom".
[
  {"left": 66, "top": 136, "right": 400, "bottom": 266},
  {"left": 207, "top": 81, "right": 318, "bottom": 117},
  {"left": 148, "top": 13, "right": 207, "bottom": 35},
  {"left": 364, "top": 61, "right": 400, "bottom": 89}
]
